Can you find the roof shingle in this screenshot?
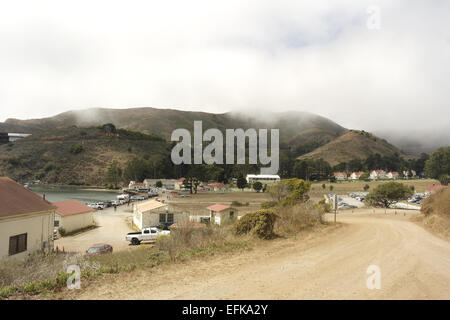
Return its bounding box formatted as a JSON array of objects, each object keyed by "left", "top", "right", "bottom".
[
  {"left": 0, "top": 177, "right": 56, "bottom": 218},
  {"left": 207, "top": 204, "right": 231, "bottom": 212},
  {"left": 54, "top": 200, "right": 94, "bottom": 216}
]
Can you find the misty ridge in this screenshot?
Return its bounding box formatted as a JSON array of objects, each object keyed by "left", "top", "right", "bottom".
[{"left": 1, "top": 106, "right": 447, "bottom": 157}]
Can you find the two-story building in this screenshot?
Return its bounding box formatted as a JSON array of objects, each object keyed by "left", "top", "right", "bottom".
[
  {"left": 333, "top": 172, "right": 348, "bottom": 181},
  {"left": 370, "top": 170, "right": 387, "bottom": 180},
  {"left": 350, "top": 172, "right": 364, "bottom": 180}
]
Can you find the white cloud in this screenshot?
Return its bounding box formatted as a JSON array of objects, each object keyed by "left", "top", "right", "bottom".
[{"left": 0, "top": 0, "right": 449, "bottom": 136}]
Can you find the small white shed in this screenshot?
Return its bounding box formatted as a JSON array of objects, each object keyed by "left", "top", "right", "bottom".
[{"left": 207, "top": 204, "right": 237, "bottom": 226}]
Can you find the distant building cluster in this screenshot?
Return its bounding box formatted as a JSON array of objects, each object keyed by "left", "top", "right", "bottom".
[
  {"left": 333, "top": 169, "right": 417, "bottom": 181},
  {"left": 127, "top": 174, "right": 281, "bottom": 194}
]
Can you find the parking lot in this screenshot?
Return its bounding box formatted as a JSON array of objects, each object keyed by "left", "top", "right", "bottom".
[{"left": 54, "top": 204, "right": 137, "bottom": 254}]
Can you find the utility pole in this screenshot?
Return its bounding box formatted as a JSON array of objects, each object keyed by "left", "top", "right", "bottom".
[{"left": 334, "top": 194, "right": 337, "bottom": 224}]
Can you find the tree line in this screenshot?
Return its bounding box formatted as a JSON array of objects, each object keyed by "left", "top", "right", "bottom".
[{"left": 105, "top": 143, "right": 449, "bottom": 187}]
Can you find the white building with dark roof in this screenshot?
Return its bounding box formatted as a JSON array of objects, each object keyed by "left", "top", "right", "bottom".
[{"left": 246, "top": 174, "right": 280, "bottom": 184}]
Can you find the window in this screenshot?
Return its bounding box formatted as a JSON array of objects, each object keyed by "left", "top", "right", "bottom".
[
  {"left": 144, "top": 229, "right": 149, "bottom": 234},
  {"left": 200, "top": 217, "right": 210, "bottom": 224},
  {"left": 54, "top": 220, "right": 60, "bottom": 227},
  {"left": 9, "top": 233, "right": 27, "bottom": 256},
  {"left": 167, "top": 213, "right": 174, "bottom": 223},
  {"left": 230, "top": 211, "right": 234, "bottom": 218},
  {"left": 159, "top": 213, "right": 166, "bottom": 223}
]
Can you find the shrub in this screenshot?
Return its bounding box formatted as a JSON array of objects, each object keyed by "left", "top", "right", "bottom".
[
  {"left": 44, "top": 162, "right": 56, "bottom": 172},
  {"left": 275, "top": 203, "right": 325, "bottom": 235},
  {"left": 233, "top": 209, "right": 278, "bottom": 239},
  {"left": 260, "top": 201, "right": 278, "bottom": 209},
  {"left": 58, "top": 227, "right": 66, "bottom": 237},
  {"left": 231, "top": 200, "right": 249, "bottom": 207},
  {"left": 69, "top": 144, "right": 83, "bottom": 154},
  {"left": 316, "top": 199, "right": 331, "bottom": 213},
  {"left": 7, "top": 156, "right": 20, "bottom": 166},
  {"left": 268, "top": 178, "right": 310, "bottom": 206},
  {"left": 360, "top": 173, "right": 370, "bottom": 180},
  {"left": 252, "top": 181, "right": 263, "bottom": 192}
]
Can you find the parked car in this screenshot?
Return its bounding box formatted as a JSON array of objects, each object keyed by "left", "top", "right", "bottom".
[
  {"left": 117, "top": 194, "right": 129, "bottom": 201},
  {"left": 156, "top": 222, "right": 173, "bottom": 230},
  {"left": 85, "top": 244, "right": 113, "bottom": 255},
  {"left": 130, "top": 195, "right": 146, "bottom": 201},
  {"left": 87, "top": 203, "right": 104, "bottom": 210},
  {"left": 126, "top": 227, "right": 170, "bottom": 245}
]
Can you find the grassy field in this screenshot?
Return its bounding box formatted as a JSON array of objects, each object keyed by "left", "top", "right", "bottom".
[
  {"left": 166, "top": 179, "right": 440, "bottom": 212},
  {"left": 168, "top": 191, "right": 273, "bottom": 217}
]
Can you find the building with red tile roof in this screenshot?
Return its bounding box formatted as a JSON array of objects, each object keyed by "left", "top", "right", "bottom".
[
  {"left": 350, "top": 171, "right": 364, "bottom": 180},
  {"left": 207, "top": 204, "right": 237, "bottom": 225},
  {"left": 53, "top": 200, "right": 94, "bottom": 233},
  {"left": 0, "top": 177, "right": 56, "bottom": 260},
  {"left": 333, "top": 172, "right": 348, "bottom": 180}
]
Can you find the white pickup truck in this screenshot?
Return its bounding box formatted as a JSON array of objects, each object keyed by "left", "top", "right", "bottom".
[{"left": 126, "top": 227, "right": 170, "bottom": 245}]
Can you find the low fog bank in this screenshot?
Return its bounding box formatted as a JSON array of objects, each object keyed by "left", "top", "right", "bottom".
[{"left": 374, "top": 128, "right": 450, "bottom": 156}]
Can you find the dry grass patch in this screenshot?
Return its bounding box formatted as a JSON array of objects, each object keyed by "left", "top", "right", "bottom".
[{"left": 413, "top": 187, "right": 450, "bottom": 240}]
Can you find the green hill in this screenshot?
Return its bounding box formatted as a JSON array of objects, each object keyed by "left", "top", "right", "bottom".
[
  {"left": 0, "top": 126, "right": 171, "bottom": 185},
  {"left": 0, "top": 108, "right": 407, "bottom": 184},
  {"left": 297, "top": 130, "right": 406, "bottom": 166},
  {"left": 0, "top": 107, "right": 347, "bottom": 154}
]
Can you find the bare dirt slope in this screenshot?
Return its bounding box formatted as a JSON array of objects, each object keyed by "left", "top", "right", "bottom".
[{"left": 70, "top": 211, "right": 450, "bottom": 300}]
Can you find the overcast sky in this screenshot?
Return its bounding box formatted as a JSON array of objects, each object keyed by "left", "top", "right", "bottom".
[{"left": 0, "top": 0, "right": 449, "bottom": 134}]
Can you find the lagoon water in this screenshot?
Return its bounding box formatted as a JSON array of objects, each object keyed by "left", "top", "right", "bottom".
[{"left": 29, "top": 185, "right": 119, "bottom": 204}]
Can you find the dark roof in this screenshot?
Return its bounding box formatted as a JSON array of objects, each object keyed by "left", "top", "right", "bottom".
[
  {"left": 0, "top": 177, "right": 56, "bottom": 218},
  {"left": 54, "top": 200, "right": 94, "bottom": 216}
]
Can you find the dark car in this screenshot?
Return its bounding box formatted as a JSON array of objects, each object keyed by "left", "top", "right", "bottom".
[
  {"left": 152, "top": 223, "right": 173, "bottom": 230},
  {"left": 85, "top": 244, "right": 113, "bottom": 255}
]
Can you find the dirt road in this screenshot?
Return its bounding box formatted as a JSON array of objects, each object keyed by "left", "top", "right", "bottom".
[
  {"left": 55, "top": 205, "right": 135, "bottom": 253},
  {"left": 72, "top": 211, "right": 450, "bottom": 299}
]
